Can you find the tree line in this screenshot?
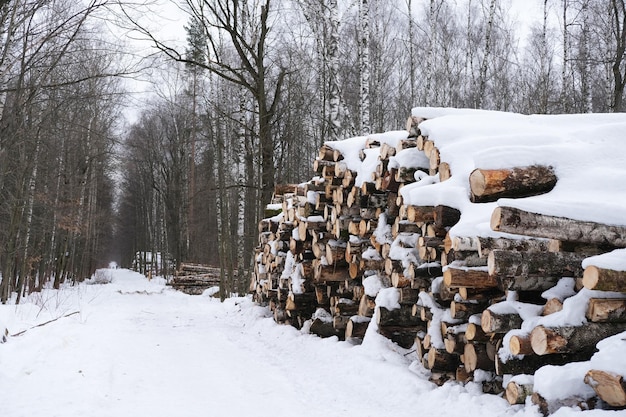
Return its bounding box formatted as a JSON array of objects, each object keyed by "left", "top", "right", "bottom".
[
  {"left": 0, "top": 0, "right": 137, "bottom": 303},
  {"left": 1, "top": 0, "right": 624, "bottom": 302}
]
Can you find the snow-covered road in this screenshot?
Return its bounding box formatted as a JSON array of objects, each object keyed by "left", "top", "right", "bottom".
[{"left": 0, "top": 269, "right": 572, "bottom": 417}]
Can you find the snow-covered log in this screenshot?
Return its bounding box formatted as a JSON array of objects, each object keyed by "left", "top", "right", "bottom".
[{"left": 584, "top": 370, "right": 626, "bottom": 407}]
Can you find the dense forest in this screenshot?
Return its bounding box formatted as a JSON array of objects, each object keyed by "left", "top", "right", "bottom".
[{"left": 0, "top": 0, "right": 624, "bottom": 303}]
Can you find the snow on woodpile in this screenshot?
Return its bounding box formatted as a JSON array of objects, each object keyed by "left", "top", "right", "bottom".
[
  {"left": 252, "top": 108, "right": 626, "bottom": 414},
  {"left": 405, "top": 107, "right": 626, "bottom": 233}
]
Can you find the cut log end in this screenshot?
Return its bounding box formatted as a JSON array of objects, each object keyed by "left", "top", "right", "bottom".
[
  {"left": 509, "top": 334, "right": 533, "bottom": 356},
  {"left": 490, "top": 207, "right": 503, "bottom": 231},
  {"left": 584, "top": 369, "right": 626, "bottom": 407},
  {"left": 469, "top": 169, "right": 488, "bottom": 196},
  {"left": 506, "top": 381, "right": 534, "bottom": 405},
  {"left": 529, "top": 326, "right": 551, "bottom": 356},
  {"left": 582, "top": 266, "right": 600, "bottom": 290}
]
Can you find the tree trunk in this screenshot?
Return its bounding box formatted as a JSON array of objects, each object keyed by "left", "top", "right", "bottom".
[
  {"left": 610, "top": 0, "right": 626, "bottom": 112},
  {"left": 476, "top": 0, "right": 497, "bottom": 108},
  {"left": 359, "top": 0, "right": 370, "bottom": 135}
]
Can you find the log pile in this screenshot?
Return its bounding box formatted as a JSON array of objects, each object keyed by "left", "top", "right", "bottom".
[
  {"left": 250, "top": 112, "right": 626, "bottom": 412},
  {"left": 169, "top": 263, "right": 221, "bottom": 295}
]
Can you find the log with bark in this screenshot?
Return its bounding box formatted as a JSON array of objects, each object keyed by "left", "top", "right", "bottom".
[
  {"left": 378, "top": 325, "right": 421, "bottom": 349},
  {"left": 428, "top": 347, "right": 460, "bottom": 371},
  {"left": 469, "top": 165, "right": 557, "bottom": 203},
  {"left": 477, "top": 236, "right": 550, "bottom": 258},
  {"left": 443, "top": 267, "right": 498, "bottom": 289},
  {"left": 433, "top": 205, "right": 461, "bottom": 228},
  {"left": 313, "top": 260, "right": 350, "bottom": 284},
  {"left": 586, "top": 298, "right": 626, "bottom": 323},
  {"left": 542, "top": 298, "right": 564, "bottom": 316},
  {"left": 450, "top": 300, "right": 488, "bottom": 321},
  {"left": 464, "top": 342, "right": 495, "bottom": 372},
  {"left": 530, "top": 323, "right": 626, "bottom": 355},
  {"left": 509, "top": 334, "right": 534, "bottom": 356},
  {"left": 487, "top": 250, "right": 586, "bottom": 291},
  {"left": 310, "top": 318, "right": 343, "bottom": 339},
  {"left": 506, "top": 380, "right": 534, "bottom": 405},
  {"left": 481, "top": 309, "right": 523, "bottom": 334},
  {"left": 405, "top": 116, "right": 424, "bottom": 138},
  {"left": 376, "top": 305, "right": 424, "bottom": 327},
  {"left": 406, "top": 205, "right": 436, "bottom": 223},
  {"left": 345, "top": 316, "right": 371, "bottom": 339},
  {"left": 583, "top": 266, "right": 626, "bottom": 292},
  {"left": 465, "top": 322, "right": 490, "bottom": 342},
  {"left": 358, "top": 294, "right": 376, "bottom": 317},
  {"left": 491, "top": 206, "right": 626, "bottom": 247}
]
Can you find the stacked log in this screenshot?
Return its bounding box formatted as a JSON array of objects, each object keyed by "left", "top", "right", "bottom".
[
  {"left": 250, "top": 113, "right": 626, "bottom": 409},
  {"left": 169, "top": 263, "right": 222, "bottom": 295}
]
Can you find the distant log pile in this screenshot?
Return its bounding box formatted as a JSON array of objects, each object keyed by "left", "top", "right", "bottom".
[
  {"left": 169, "top": 263, "right": 221, "bottom": 295},
  {"left": 250, "top": 113, "right": 626, "bottom": 413}
]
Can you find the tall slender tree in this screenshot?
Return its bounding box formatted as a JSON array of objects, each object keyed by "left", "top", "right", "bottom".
[{"left": 359, "top": 0, "right": 370, "bottom": 134}]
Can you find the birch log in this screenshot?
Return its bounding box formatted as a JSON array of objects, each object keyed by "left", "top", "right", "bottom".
[
  {"left": 469, "top": 165, "right": 557, "bottom": 202},
  {"left": 491, "top": 206, "right": 626, "bottom": 247}
]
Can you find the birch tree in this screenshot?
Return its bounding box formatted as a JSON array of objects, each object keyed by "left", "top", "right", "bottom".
[
  {"left": 476, "top": 0, "right": 497, "bottom": 108},
  {"left": 359, "top": 0, "right": 370, "bottom": 134},
  {"left": 609, "top": 0, "right": 626, "bottom": 111},
  {"left": 328, "top": 0, "right": 343, "bottom": 140}
]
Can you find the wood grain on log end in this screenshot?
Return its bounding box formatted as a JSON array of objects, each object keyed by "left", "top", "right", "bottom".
[
  {"left": 506, "top": 381, "right": 534, "bottom": 405},
  {"left": 509, "top": 334, "right": 534, "bottom": 356},
  {"left": 583, "top": 265, "right": 626, "bottom": 292},
  {"left": 490, "top": 207, "right": 503, "bottom": 231},
  {"left": 584, "top": 369, "right": 626, "bottom": 407}
]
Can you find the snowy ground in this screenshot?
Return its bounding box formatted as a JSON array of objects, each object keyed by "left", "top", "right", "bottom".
[{"left": 0, "top": 269, "right": 619, "bottom": 417}]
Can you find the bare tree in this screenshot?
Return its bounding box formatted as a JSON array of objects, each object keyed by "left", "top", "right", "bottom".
[
  {"left": 124, "top": 0, "right": 286, "bottom": 206},
  {"left": 0, "top": 0, "right": 123, "bottom": 302}
]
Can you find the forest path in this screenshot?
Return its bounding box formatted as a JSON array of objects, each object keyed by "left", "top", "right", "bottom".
[{"left": 0, "top": 269, "right": 531, "bottom": 417}]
